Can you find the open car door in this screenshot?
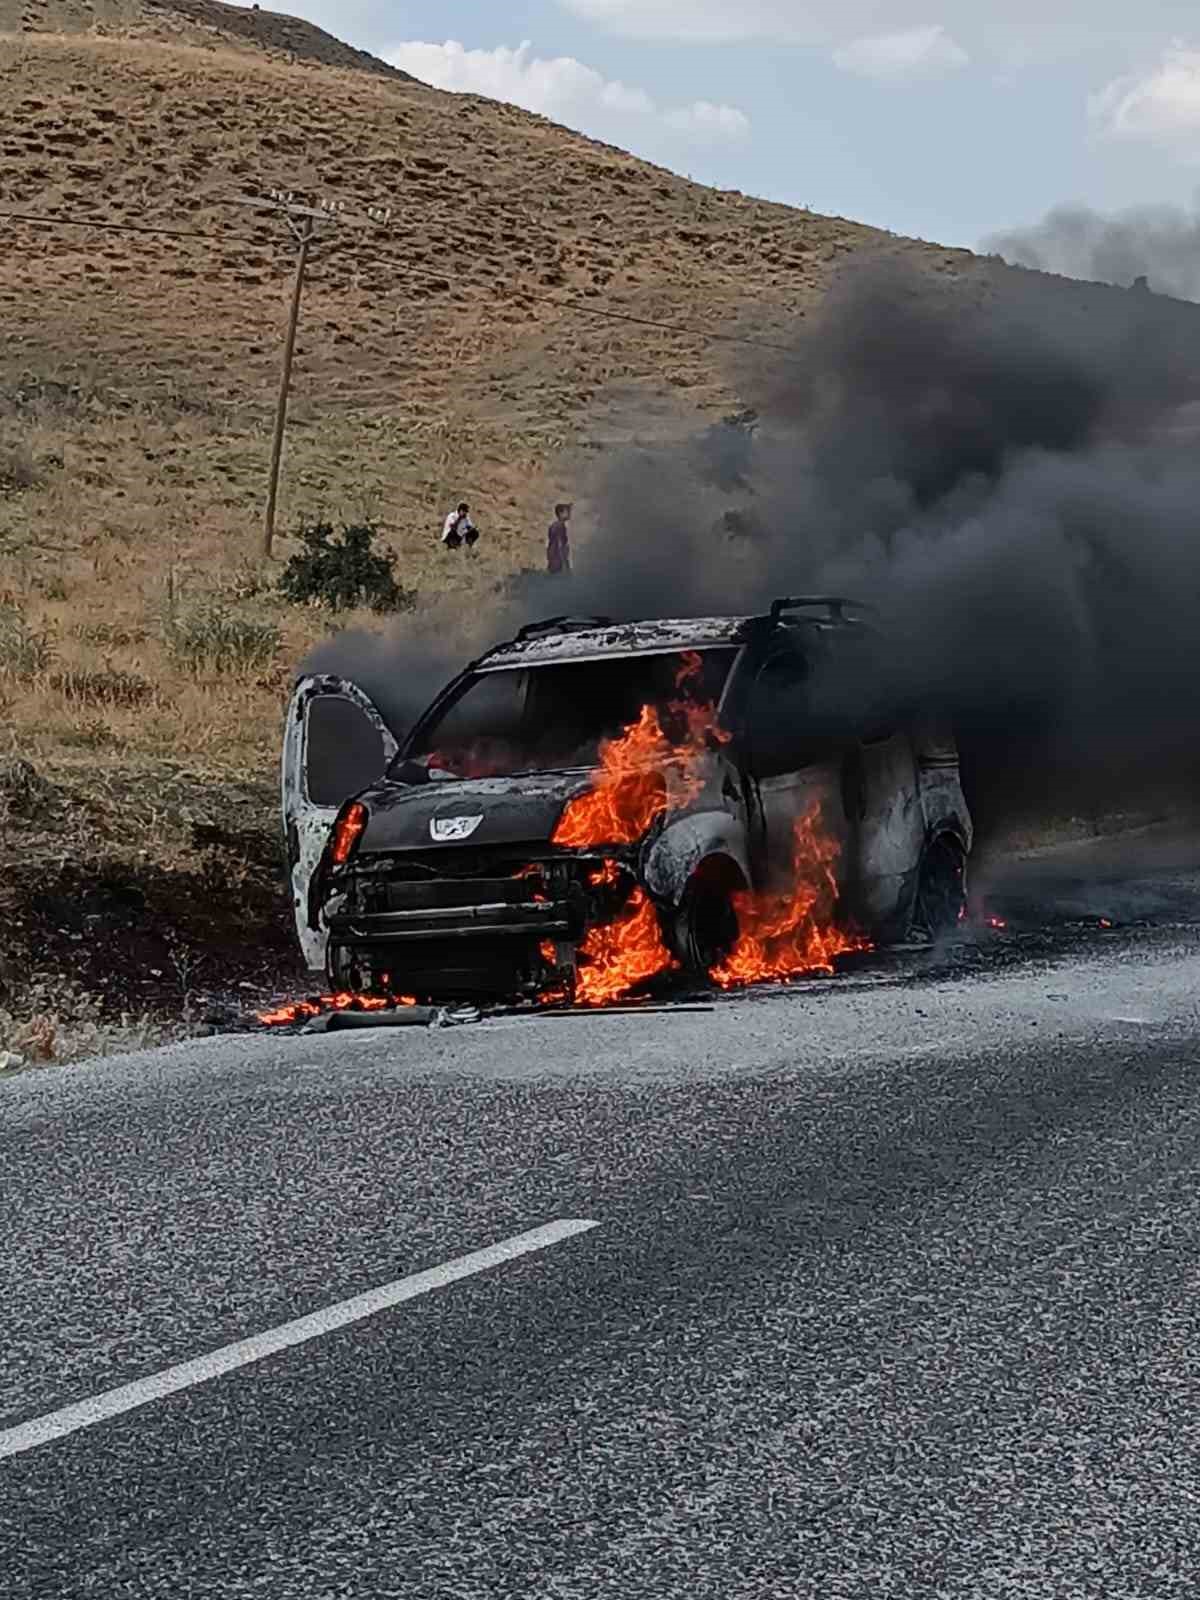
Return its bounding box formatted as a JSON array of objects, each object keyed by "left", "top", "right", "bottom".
[{"left": 281, "top": 674, "right": 401, "bottom": 972}]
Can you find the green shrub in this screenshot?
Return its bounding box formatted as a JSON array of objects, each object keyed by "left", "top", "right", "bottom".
[
  {"left": 0, "top": 604, "right": 53, "bottom": 676},
  {"left": 278, "top": 520, "right": 415, "bottom": 614},
  {"left": 164, "top": 605, "right": 280, "bottom": 676}
]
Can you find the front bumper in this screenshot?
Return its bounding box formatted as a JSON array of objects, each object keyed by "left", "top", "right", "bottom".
[
  {"left": 321, "top": 849, "right": 628, "bottom": 997},
  {"left": 327, "top": 893, "right": 573, "bottom": 944}
]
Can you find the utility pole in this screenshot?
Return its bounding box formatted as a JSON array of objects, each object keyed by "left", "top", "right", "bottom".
[
  {"left": 264, "top": 212, "right": 313, "bottom": 558},
  {"left": 225, "top": 190, "right": 394, "bottom": 560}
]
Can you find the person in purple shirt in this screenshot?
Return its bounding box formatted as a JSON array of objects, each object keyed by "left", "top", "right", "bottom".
[{"left": 547, "top": 502, "right": 572, "bottom": 574}]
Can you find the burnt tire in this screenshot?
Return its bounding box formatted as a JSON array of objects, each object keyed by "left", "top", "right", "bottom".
[
  {"left": 674, "top": 875, "right": 739, "bottom": 975},
  {"left": 327, "top": 943, "right": 373, "bottom": 994},
  {"left": 911, "top": 834, "right": 967, "bottom": 941}
]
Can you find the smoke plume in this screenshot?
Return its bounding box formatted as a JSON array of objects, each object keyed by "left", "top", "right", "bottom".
[
  {"left": 984, "top": 200, "right": 1200, "bottom": 303},
  {"left": 307, "top": 251, "right": 1200, "bottom": 838}
]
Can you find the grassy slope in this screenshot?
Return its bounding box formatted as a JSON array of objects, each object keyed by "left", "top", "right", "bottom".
[{"left": 0, "top": 29, "right": 942, "bottom": 775}]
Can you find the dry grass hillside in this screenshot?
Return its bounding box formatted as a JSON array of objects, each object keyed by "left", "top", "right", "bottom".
[
  {"left": 3, "top": 0, "right": 416, "bottom": 75},
  {"left": 0, "top": 3, "right": 986, "bottom": 1052},
  {"left": 0, "top": 21, "right": 945, "bottom": 767}
]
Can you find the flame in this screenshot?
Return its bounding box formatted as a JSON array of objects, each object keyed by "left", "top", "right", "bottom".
[
  {"left": 575, "top": 886, "right": 677, "bottom": 1006},
  {"left": 552, "top": 705, "right": 675, "bottom": 847},
  {"left": 539, "top": 930, "right": 571, "bottom": 1007},
  {"left": 711, "top": 806, "right": 866, "bottom": 988},
  {"left": 516, "top": 863, "right": 550, "bottom": 902},
  {"left": 550, "top": 676, "right": 860, "bottom": 1003},
  {"left": 428, "top": 746, "right": 505, "bottom": 779},
  {"left": 552, "top": 673, "right": 722, "bottom": 850},
  {"left": 547, "top": 673, "right": 718, "bottom": 1002},
  {"left": 676, "top": 650, "right": 702, "bottom": 687},
  {"left": 257, "top": 992, "right": 418, "bottom": 1026}
]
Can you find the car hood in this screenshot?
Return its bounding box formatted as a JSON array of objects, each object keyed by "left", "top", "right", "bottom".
[{"left": 357, "top": 771, "right": 595, "bottom": 853}]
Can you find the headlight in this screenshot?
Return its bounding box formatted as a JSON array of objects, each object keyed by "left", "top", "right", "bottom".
[{"left": 330, "top": 800, "right": 368, "bottom": 865}]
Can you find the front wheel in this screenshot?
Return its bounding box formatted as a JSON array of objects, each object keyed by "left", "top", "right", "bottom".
[
  {"left": 911, "top": 834, "right": 967, "bottom": 942},
  {"left": 673, "top": 873, "right": 740, "bottom": 975},
  {"left": 327, "top": 943, "right": 377, "bottom": 994}
]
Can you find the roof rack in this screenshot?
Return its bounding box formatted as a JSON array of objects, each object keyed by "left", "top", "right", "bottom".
[
  {"left": 514, "top": 614, "right": 613, "bottom": 642},
  {"left": 768, "top": 596, "right": 877, "bottom": 627}
]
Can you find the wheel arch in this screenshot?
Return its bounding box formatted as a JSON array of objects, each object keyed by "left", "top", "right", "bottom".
[
  {"left": 925, "top": 817, "right": 971, "bottom": 857},
  {"left": 909, "top": 825, "right": 969, "bottom": 939},
  {"left": 641, "top": 811, "right": 752, "bottom": 909}
]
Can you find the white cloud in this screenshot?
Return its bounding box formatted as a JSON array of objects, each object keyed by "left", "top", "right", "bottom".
[
  {"left": 833, "top": 23, "right": 968, "bottom": 80},
  {"left": 1091, "top": 46, "right": 1200, "bottom": 158},
  {"left": 385, "top": 38, "right": 749, "bottom": 142},
  {"left": 556, "top": 1, "right": 1183, "bottom": 47},
  {"left": 556, "top": 0, "right": 823, "bottom": 43},
  {"left": 664, "top": 100, "right": 754, "bottom": 137}
]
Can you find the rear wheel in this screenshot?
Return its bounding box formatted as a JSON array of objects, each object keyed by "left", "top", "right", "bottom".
[
  {"left": 911, "top": 834, "right": 967, "bottom": 941},
  {"left": 673, "top": 862, "right": 741, "bottom": 975}
]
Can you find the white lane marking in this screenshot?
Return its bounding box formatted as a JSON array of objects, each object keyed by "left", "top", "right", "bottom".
[{"left": 0, "top": 1218, "right": 599, "bottom": 1463}]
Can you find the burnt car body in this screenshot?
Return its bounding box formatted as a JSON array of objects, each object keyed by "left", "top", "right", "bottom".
[{"left": 281, "top": 599, "right": 974, "bottom": 1000}]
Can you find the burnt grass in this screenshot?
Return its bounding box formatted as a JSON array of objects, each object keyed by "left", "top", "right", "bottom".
[{"left": 0, "top": 758, "right": 304, "bottom": 1037}]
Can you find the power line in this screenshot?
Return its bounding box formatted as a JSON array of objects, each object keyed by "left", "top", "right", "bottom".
[
  {"left": 0, "top": 208, "right": 262, "bottom": 243},
  {"left": 0, "top": 205, "right": 800, "bottom": 356},
  {"left": 498, "top": 291, "right": 798, "bottom": 354},
  {"left": 404, "top": 268, "right": 802, "bottom": 355}
]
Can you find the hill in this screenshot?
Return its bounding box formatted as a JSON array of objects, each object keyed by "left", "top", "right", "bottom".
[
  {"left": 0, "top": 17, "right": 940, "bottom": 772},
  {"left": 3, "top": 0, "right": 415, "bottom": 76}
]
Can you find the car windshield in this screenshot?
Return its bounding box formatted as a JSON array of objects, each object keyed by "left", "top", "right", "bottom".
[{"left": 401, "top": 648, "right": 737, "bottom": 780}]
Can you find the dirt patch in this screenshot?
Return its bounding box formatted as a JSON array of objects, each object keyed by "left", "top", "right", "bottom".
[{"left": 0, "top": 755, "right": 303, "bottom": 1065}]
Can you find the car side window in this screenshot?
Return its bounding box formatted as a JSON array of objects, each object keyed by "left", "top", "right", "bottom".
[
  {"left": 305, "top": 695, "right": 387, "bottom": 807},
  {"left": 410, "top": 669, "right": 529, "bottom": 765},
  {"left": 746, "top": 654, "right": 824, "bottom": 779}
]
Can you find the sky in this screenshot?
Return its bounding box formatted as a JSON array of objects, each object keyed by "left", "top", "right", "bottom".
[{"left": 238, "top": 1, "right": 1200, "bottom": 251}]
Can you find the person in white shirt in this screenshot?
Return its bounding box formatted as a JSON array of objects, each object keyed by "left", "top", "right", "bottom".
[{"left": 441, "top": 501, "right": 479, "bottom": 553}]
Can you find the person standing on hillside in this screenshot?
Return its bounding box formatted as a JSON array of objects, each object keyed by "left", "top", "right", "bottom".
[
  {"left": 441, "top": 501, "right": 479, "bottom": 555},
  {"left": 547, "top": 502, "right": 572, "bottom": 575}
]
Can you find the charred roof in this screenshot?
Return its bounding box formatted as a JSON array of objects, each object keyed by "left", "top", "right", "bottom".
[
  {"left": 477, "top": 618, "right": 748, "bottom": 671},
  {"left": 475, "top": 600, "right": 875, "bottom": 671}
]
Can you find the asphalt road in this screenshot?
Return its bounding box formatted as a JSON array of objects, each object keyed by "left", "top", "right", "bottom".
[{"left": 3, "top": 839, "right": 1200, "bottom": 1598}]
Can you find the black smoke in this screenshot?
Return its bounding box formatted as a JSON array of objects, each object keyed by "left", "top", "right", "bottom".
[
  {"left": 985, "top": 200, "right": 1200, "bottom": 303},
  {"left": 307, "top": 253, "right": 1200, "bottom": 839}
]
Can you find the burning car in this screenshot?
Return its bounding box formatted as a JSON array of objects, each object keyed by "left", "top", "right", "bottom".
[{"left": 281, "top": 599, "right": 973, "bottom": 1006}]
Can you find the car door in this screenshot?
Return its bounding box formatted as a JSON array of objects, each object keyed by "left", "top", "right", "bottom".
[
  {"left": 741, "top": 649, "right": 848, "bottom": 890},
  {"left": 281, "top": 675, "right": 401, "bottom": 971},
  {"left": 850, "top": 725, "right": 926, "bottom": 929}
]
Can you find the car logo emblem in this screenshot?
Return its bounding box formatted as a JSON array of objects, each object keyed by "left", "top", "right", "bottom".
[{"left": 430, "top": 815, "right": 484, "bottom": 842}]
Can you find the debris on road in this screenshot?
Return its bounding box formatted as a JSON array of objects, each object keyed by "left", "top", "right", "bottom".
[
  {"left": 297, "top": 1001, "right": 484, "bottom": 1034},
  {"left": 302, "top": 1006, "right": 439, "bottom": 1034}
]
